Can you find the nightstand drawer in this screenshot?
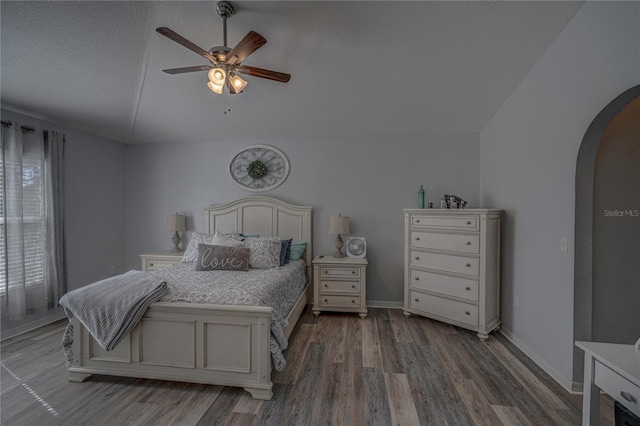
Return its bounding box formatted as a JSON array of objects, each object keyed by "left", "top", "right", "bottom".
[
  {"left": 411, "top": 215, "right": 479, "bottom": 231},
  {"left": 319, "top": 267, "right": 360, "bottom": 279},
  {"left": 319, "top": 280, "right": 361, "bottom": 293},
  {"left": 319, "top": 295, "right": 360, "bottom": 308},
  {"left": 409, "top": 291, "right": 478, "bottom": 326},
  {"left": 410, "top": 269, "right": 478, "bottom": 301},
  {"left": 145, "top": 260, "right": 179, "bottom": 271},
  {"left": 411, "top": 231, "right": 479, "bottom": 254},
  {"left": 595, "top": 360, "right": 640, "bottom": 416},
  {"left": 410, "top": 250, "right": 479, "bottom": 276}
]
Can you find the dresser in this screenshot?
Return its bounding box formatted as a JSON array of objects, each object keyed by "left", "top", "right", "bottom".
[
  {"left": 403, "top": 209, "right": 502, "bottom": 340},
  {"left": 312, "top": 256, "right": 368, "bottom": 319},
  {"left": 140, "top": 251, "right": 183, "bottom": 271}
]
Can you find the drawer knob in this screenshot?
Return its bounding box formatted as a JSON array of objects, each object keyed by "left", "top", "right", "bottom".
[
  {"left": 324, "top": 299, "right": 328, "bottom": 303},
  {"left": 466, "top": 221, "right": 472, "bottom": 225},
  {"left": 465, "top": 286, "right": 471, "bottom": 291},
  {"left": 352, "top": 285, "right": 356, "bottom": 288},
  {"left": 149, "top": 263, "right": 154, "bottom": 266},
  {"left": 465, "top": 241, "right": 472, "bottom": 245},
  {"left": 621, "top": 391, "right": 637, "bottom": 404},
  {"left": 465, "top": 263, "right": 471, "bottom": 267},
  {"left": 414, "top": 276, "right": 420, "bottom": 281},
  {"left": 352, "top": 271, "right": 356, "bottom": 274},
  {"left": 415, "top": 236, "right": 420, "bottom": 241},
  {"left": 414, "top": 298, "right": 419, "bottom": 302},
  {"left": 415, "top": 256, "right": 420, "bottom": 260},
  {"left": 465, "top": 311, "right": 470, "bottom": 316},
  {"left": 352, "top": 300, "right": 356, "bottom": 304},
  {"left": 416, "top": 219, "right": 420, "bottom": 223},
  {"left": 324, "top": 284, "right": 328, "bottom": 288}
]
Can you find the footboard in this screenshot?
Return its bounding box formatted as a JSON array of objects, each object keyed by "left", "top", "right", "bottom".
[{"left": 68, "top": 302, "right": 274, "bottom": 400}]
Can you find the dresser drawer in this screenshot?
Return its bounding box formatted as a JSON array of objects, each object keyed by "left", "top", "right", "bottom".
[
  {"left": 319, "top": 280, "right": 360, "bottom": 293},
  {"left": 319, "top": 267, "right": 360, "bottom": 279},
  {"left": 411, "top": 215, "right": 479, "bottom": 231},
  {"left": 410, "top": 250, "right": 479, "bottom": 276},
  {"left": 594, "top": 360, "right": 640, "bottom": 416},
  {"left": 410, "top": 269, "right": 478, "bottom": 301},
  {"left": 411, "top": 231, "right": 479, "bottom": 254},
  {"left": 318, "top": 295, "right": 360, "bottom": 308},
  {"left": 409, "top": 291, "right": 478, "bottom": 326},
  {"left": 144, "top": 260, "right": 180, "bottom": 271}
]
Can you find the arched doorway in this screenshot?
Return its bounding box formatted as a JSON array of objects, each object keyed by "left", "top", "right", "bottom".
[{"left": 573, "top": 84, "right": 640, "bottom": 385}]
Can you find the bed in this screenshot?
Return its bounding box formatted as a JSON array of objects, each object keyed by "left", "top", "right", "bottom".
[{"left": 65, "top": 196, "right": 312, "bottom": 400}]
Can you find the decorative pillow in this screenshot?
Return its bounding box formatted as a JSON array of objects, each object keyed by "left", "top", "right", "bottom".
[
  {"left": 289, "top": 241, "right": 307, "bottom": 261},
  {"left": 225, "top": 233, "right": 246, "bottom": 241},
  {"left": 181, "top": 231, "right": 242, "bottom": 263},
  {"left": 280, "top": 239, "right": 292, "bottom": 266},
  {"left": 195, "top": 244, "right": 250, "bottom": 271},
  {"left": 242, "top": 237, "right": 281, "bottom": 269}
]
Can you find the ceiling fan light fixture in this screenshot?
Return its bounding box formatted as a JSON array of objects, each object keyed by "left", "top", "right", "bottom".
[
  {"left": 229, "top": 74, "right": 248, "bottom": 93},
  {"left": 207, "top": 81, "right": 224, "bottom": 94},
  {"left": 208, "top": 67, "right": 226, "bottom": 85}
]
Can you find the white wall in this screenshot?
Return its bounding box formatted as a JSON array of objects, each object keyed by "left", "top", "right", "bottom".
[
  {"left": 124, "top": 133, "right": 479, "bottom": 303},
  {"left": 479, "top": 1, "right": 639, "bottom": 387},
  {"left": 1, "top": 108, "right": 126, "bottom": 337}
]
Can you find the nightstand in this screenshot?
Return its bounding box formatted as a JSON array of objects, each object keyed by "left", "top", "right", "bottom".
[
  {"left": 140, "top": 251, "right": 183, "bottom": 271},
  {"left": 312, "top": 256, "right": 368, "bottom": 319}
]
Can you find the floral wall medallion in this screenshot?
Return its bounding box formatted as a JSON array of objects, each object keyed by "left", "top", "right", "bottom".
[{"left": 229, "top": 144, "right": 290, "bottom": 191}]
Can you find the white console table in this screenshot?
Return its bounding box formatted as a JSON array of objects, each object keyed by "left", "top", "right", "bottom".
[{"left": 575, "top": 341, "right": 640, "bottom": 425}]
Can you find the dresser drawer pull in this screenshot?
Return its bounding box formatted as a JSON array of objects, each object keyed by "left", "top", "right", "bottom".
[
  {"left": 416, "top": 219, "right": 420, "bottom": 223},
  {"left": 621, "top": 391, "right": 637, "bottom": 404},
  {"left": 352, "top": 271, "right": 356, "bottom": 274},
  {"left": 415, "top": 236, "right": 420, "bottom": 241},
  {"left": 465, "top": 263, "right": 471, "bottom": 267},
  {"left": 352, "top": 285, "right": 356, "bottom": 288},
  {"left": 149, "top": 262, "right": 154, "bottom": 267},
  {"left": 324, "top": 299, "right": 328, "bottom": 303},
  {"left": 324, "top": 284, "right": 328, "bottom": 288},
  {"left": 414, "top": 276, "right": 420, "bottom": 281},
  {"left": 352, "top": 300, "right": 356, "bottom": 304},
  {"left": 414, "top": 298, "right": 419, "bottom": 302},
  {"left": 466, "top": 221, "right": 472, "bottom": 224},
  {"left": 465, "top": 241, "right": 472, "bottom": 245},
  {"left": 465, "top": 286, "right": 471, "bottom": 291},
  {"left": 415, "top": 256, "right": 420, "bottom": 260},
  {"left": 465, "top": 311, "right": 471, "bottom": 316}
]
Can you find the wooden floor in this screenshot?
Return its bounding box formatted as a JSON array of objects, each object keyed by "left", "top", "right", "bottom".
[{"left": 1, "top": 307, "right": 614, "bottom": 426}]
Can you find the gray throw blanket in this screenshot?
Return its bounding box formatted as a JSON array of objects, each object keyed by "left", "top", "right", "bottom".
[{"left": 60, "top": 270, "right": 168, "bottom": 367}]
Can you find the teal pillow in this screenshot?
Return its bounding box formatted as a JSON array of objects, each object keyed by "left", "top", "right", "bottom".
[{"left": 289, "top": 242, "right": 307, "bottom": 261}]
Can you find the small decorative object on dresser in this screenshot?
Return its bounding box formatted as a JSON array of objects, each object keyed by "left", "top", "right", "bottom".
[
  {"left": 402, "top": 208, "right": 502, "bottom": 340},
  {"left": 165, "top": 214, "right": 186, "bottom": 252},
  {"left": 140, "top": 251, "right": 183, "bottom": 271},
  {"left": 313, "top": 255, "right": 367, "bottom": 319}
]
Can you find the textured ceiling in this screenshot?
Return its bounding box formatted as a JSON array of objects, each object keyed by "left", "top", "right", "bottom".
[{"left": 1, "top": 1, "right": 583, "bottom": 144}]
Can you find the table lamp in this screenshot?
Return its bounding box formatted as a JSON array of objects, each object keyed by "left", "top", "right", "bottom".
[
  {"left": 329, "top": 214, "right": 350, "bottom": 258},
  {"left": 166, "top": 213, "right": 186, "bottom": 252}
]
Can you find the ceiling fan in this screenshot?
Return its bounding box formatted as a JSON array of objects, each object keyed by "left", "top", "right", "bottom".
[{"left": 156, "top": 1, "right": 290, "bottom": 96}]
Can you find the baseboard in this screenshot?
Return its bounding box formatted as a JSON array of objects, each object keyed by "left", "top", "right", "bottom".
[
  {"left": 499, "top": 326, "right": 574, "bottom": 394},
  {"left": 0, "top": 311, "right": 67, "bottom": 341},
  {"left": 366, "top": 300, "right": 403, "bottom": 309}
]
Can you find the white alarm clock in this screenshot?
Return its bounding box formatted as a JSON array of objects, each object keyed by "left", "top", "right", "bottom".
[{"left": 345, "top": 237, "right": 366, "bottom": 258}]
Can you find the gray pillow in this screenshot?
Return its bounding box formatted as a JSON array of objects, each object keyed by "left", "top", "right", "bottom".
[{"left": 195, "top": 244, "right": 250, "bottom": 271}]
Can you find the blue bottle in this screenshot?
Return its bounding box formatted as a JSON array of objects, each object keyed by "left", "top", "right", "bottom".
[{"left": 418, "top": 185, "right": 425, "bottom": 208}]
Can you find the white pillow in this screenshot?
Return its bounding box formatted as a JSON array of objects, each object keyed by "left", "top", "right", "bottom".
[
  {"left": 181, "top": 231, "right": 242, "bottom": 263},
  {"left": 242, "top": 237, "right": 281, "bottom": 269}
]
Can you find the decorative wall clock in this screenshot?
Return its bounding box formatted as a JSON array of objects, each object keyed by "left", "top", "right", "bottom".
[{"left": 229, "top": 144, "right": 290, "bottom": 192}]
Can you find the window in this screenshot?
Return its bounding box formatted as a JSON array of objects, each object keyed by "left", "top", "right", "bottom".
[{"left": 0, "top": 135, "right": 46, "bottom": 294}]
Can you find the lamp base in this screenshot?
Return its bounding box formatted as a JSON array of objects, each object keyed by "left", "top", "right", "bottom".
[
  {"left": 171, "top": 231, "right": 182, "bottom": 253},
  {"left": 333, "top": 234, "right": 345, "bottom": 258}
]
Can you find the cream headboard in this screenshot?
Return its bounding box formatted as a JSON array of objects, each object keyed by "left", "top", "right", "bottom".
[{"left": 203, "top": 196, "right": 313, "bottom": 279}]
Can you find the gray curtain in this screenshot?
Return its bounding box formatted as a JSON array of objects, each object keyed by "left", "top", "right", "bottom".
[
  {"left": 1, "top": 121, "right": 66, "bottom": 320},
  {"left": 44, "top": 130, "right": 66, "bottom": 308}
]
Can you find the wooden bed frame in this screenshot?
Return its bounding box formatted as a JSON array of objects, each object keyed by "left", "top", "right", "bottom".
[{"left": 66, "top": 196, "right": 312, "bottom": 400}]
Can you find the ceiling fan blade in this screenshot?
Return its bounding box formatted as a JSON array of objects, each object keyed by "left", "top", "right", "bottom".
[
  {"left": 226, "top": 31, "right": 267, "bottom": 66},
  {"left": 236, "top": 65, "right": 291, "bottom": 83},
  {"left": 156, "top": 27, "right": 218, "bottom": 63},
  {"left": 162, "top": 65, "right": 213, "bottom": 75}
]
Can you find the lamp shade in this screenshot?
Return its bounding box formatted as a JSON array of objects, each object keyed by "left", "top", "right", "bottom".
[
  {"left": 165, "top": 214, "right": 186, "bottom": 232},
  {"left": 328, "top": 214, "right": 350, "bottom": 235}
]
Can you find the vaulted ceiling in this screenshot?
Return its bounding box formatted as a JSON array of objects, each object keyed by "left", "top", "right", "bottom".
[{"left": 1, "top": 1, "right": 583, "bottom": 144}]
